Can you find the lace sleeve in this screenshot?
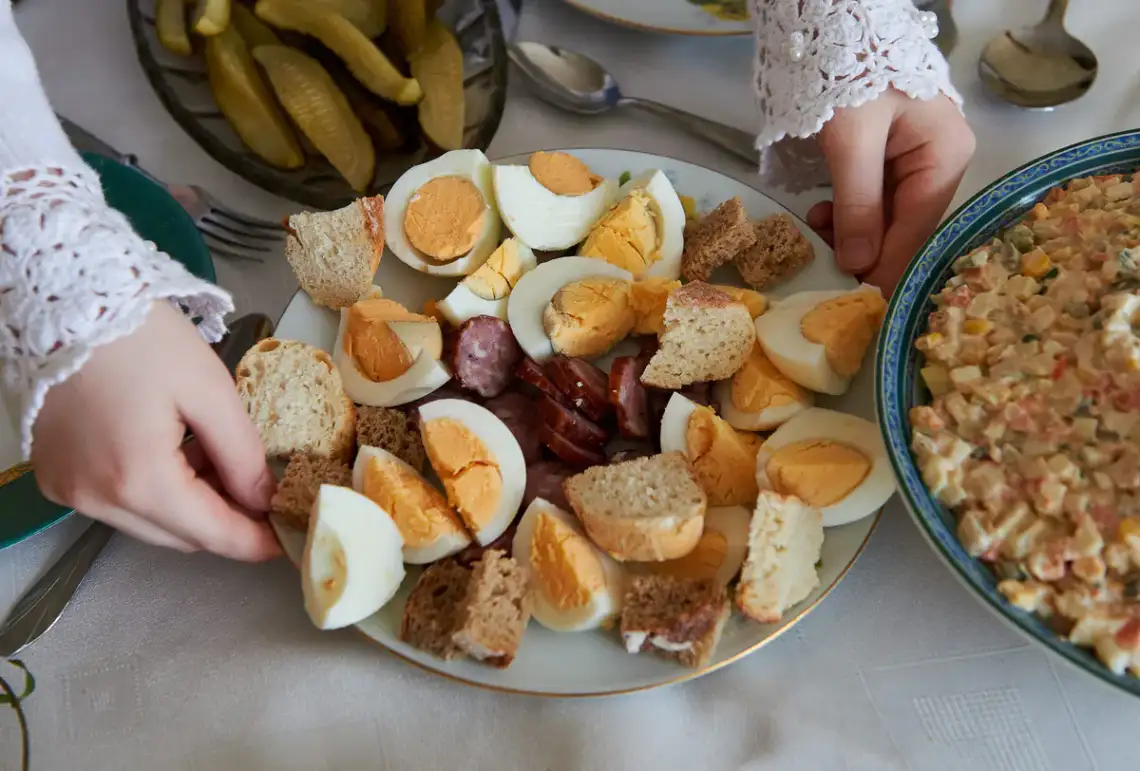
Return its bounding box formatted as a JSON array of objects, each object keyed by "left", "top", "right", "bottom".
[
  {"left": 751, "top": 0, "right": 963, "bottom": 191},
  {"left": 0, "top": 0, "right": 232, "bottom": 459}
]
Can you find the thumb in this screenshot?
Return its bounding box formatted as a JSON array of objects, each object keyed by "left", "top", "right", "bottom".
[
  {"left": 180, "top": 355, "right": 276, "bottom": 514},
  {"left": 820, "top": 109, "right": 890, "bottom": 275}
]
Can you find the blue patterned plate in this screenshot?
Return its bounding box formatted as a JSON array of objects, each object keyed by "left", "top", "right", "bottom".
[{"left": 877, "top": 129, "right": 1140, "bottom": 698}]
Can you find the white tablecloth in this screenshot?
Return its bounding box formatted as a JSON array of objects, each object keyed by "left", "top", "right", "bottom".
[{"left": 3, "top": 1, "right": 1140, "bottom": 769}]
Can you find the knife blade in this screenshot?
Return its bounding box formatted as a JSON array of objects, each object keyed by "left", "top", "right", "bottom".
[{"left": 0, "top": 313, "right": 275, "bottom": 658}]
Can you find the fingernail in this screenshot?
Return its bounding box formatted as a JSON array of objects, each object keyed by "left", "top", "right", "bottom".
[{"left": 839, "top": 238, "right": 876, "bottom": 273}]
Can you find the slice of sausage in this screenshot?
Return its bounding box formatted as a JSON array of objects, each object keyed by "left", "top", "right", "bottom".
[
  {"left": 647, "top": 387, "right": 671, "bottom": 445},
  {"left": 544, "top": 355, "right": 612, "bottom": 422},
  {"left": 608, "top": 356, "right": 650, "bottom": 440},
  {"left": 484, "top": 392, "right": 541, "bottom": 465},
  {"left": 537, "top": 394, "right": 607, "bottom": 448},
  {"left": 447, "top": 316, "right": 522, "bottom": 399},
  {"left": 538, "top": 421, "right": 607, "bottom": 468},
  {"left": 636, "top": 335, "right": 659, "bottom": 361},
  {"left": 514, "top": 356, "right": 572, "bottom": 407},
  {"left": 523, "top": 460, "right": 573, "bottom": 511}
]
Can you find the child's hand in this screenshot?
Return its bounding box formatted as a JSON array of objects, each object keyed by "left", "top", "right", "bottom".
[
  {"left": 31, "top": 303, "right": 280, "bottom": 561},
  {"left": 808, "top": 89, "right": 975, "bottom": 293}
]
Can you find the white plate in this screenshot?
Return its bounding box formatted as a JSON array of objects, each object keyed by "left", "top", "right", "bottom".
[
  {"left": 272, "top": 149, "right": 882, "bottom": 697},
  {"left": 562, "top": 0, "right": 751, "bottom": 36}
]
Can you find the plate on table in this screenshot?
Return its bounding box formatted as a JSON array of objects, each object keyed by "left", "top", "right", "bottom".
[
  {"left": 0, "top": 152, "right": 217, "bottom": 550},
  {"left": 128, "top": 0, "right": 508, "bottom": 210},
  {"left": 561, "top": 0, "right": 751, "bottom": 36},
  {"left": 878, "top": 129, "right": 1140, "bottom": 698},
  {"left": 271, "top": 148, "right": 885, "bottom": 697}
]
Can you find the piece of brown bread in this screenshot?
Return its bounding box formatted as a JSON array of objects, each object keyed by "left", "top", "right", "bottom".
[
  {"left": 399, "top": 560, "right": 474, "bottom": 660},
  {"left": 452, "top": 550, "right": 530, "bottom": 668},
  {"left": 680, "top": 197, "right": 758, "bottom": 282},
  {"left": 356, "top": 406, "right": 426, "bottom": 472},
  {"left": 620, "top": 575, "right": 731, "bottom": 669},
  {"left": 270, "top": 454, "right": 353, "bottom": 531},
  {"left": 734, "top": 214, "right": 815, "bottom": 290},
  {"left": 640, "top": 282, "right": 756, "bottom": 390}
]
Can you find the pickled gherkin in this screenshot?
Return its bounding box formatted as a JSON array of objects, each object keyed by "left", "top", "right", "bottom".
[
  {"left": 156, "top": 0, "right": 192, "bottom": 56},
  {"left": 255, "top": 0, "right": 422, "bottom": 105},
  {"left": 192, "top": 0, "right": 231, "bottom": 36},
  {"left": 410, "top": 21, "right": 464, "bottom": 151},
  {"left": 252, "top": 45, "right": 376, "bottom": 191},
  {"left": 229, "top": 3, "right": 282, "bottom": 49},
  {"left": 205, "top": 27, "right": 304, "bottom": 169}
]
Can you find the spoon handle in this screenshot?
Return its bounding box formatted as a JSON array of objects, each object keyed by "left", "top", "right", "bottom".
[{"left": 620, "top": 97, "right": 759, "bottom": 166}]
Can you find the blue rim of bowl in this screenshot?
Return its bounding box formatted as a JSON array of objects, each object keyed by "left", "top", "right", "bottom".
[{"left": 876, "top": 128, "right": 1140, "bottom": 698}]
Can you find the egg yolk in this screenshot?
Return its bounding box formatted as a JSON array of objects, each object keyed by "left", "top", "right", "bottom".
[
  {"left": 530, "top": 511, "right": 606, "bottom": 611},
  {"left": 579, "top": 190, "right": 659, "bottom": 278},
  {"left": 309, "top": 528, "right": 348, "bottom": 606},
  {"left": 629, "top": 278, "right": 681, "bottom": 336},
  {"left": 528, "top": 151, "right": 602, "bottom": 196},
  {"left": 645, "top": 530, "right": 729, "bottom": 583},
  {"left": 359, "top": 456, "right": 467, "bottom": 548},
  {"left": 765, "top": 440, "right": 871, "bottom": 507},
  {"left": 732, "top": 343, "right": 807, "bottom": 412},
  {"left": 344, "top": 298, "right": 428, "bottom": 382},
  {"left": 542, "top": 278, "right": 635, "bottom": 359},
  {"left": 462, "top": 238, "right": 523, "bottom": 301},
  {"left": 404, "top": 175, "right": 487, "bottom": 261},
  {"left": 421, "top": 418, "right": 503, "bottom": 532},
  {"left": 712, "top": 285, "right": 767, "bottom": 319},
  {"left": 686, "top": 406, "right": 761, "bottom": 507},
  {"left": 800, "top": 289, "right": 886, "bottom": 377}
]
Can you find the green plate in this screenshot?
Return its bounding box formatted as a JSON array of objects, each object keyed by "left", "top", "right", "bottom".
[{"left": 0, "top": 152, "right": 216, "bottom": 549}]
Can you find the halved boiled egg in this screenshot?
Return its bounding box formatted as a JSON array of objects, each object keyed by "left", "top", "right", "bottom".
[
  {"left": 385, "top": 149, "right": 502, "bottom": 277},
  {"left": 302, "top": 484, "right": 405, "bottom": 630},
  {"left": 512, "top": 497, "right": 625, "bottom": 632},
  {"left": 507, "top": 256, "right": 633, "bottom": 362},
  {"left": 493, "top": 152, "right": 619, "bottom": 251},
  {"left": 333, "top": 295, "right": 450, "bottom": 406},
  {"left": 754, "top": 284, "right": 886, "bottom": 395},
  {"left": 637, "top": 505, "right": 750, "bottom": 587},
  {"left": 660, "top": 392, "right": 761, "bottom": 507},
  {"left": 353, "top": 445, "right": 471, "bottom": 564},
  {"left": 754, "top": 407, "right": 894, "bottom": 527},
  {"left": 579, "top": 170, "right": 686, "bottom": 280},
  {"left": 418, "top": 399, "right": 527, "bottom": 545},
  {"left": 713, "top": 343, "right": 812, "bottom": 431},
  {"left": 435, "top": 238, "right": 538, "bottom": 326}
]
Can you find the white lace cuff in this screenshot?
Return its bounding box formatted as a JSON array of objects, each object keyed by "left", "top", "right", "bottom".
[
  {"left": 0, "top": 163, "right": 234, "bottom": 460},
  {"left": 752, "top": 0, "right": 963, "bottom": 191}
]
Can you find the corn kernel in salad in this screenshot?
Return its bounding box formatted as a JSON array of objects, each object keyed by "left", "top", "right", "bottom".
[
  {"left": 963, "top": 319, "right": 992, "bottom": 335},
  {"left": 1020, "top": 248, "right": 1053, "bottom": 278}
]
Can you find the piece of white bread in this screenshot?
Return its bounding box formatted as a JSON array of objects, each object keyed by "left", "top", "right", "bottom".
[
  {"left": 235, "top": 339, "right": 356, "bottom": 462},
  {"left": 641, "top": 281, "right": 756, "bottom": 389},
  {"left": 735, "top": 490, "right": 823, "bottom": 624},
  {"left": 285, "top": 196, "right": 385, "bottom": 309},
  {"left": 563, "top": 452, "right": 706, "bottom": 562}
]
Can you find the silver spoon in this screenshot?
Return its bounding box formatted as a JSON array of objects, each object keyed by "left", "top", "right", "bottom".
[
  {"left": 509, "top": 41, "right": 759, "bottom": 166},
  {"left": 978, "top": 0, "right": 1097, "bottom": 110}
]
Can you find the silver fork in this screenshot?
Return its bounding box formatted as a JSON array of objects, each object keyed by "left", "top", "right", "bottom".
[{"left": 59, "top": 117, "right": 282, "bottom": 263}]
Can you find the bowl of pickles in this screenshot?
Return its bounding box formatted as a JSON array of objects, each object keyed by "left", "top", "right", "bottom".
[{"left": 128, "top": 0, "right": 508, "bottom": 209}]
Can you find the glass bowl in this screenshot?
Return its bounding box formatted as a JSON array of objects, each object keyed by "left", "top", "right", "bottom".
[{"left": 127, "top": 0, "right": 508, "bottom": 209}]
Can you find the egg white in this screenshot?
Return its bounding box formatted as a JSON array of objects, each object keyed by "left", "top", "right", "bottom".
[
  {"left": 754, "top": 285, "right": 882, "bottom": 396},
  {"left": 512, "top": 497, "right": 625, "bottom": 632},
  {"left": 417, "top": 399, "right": 527, "bottom": 546},
  {"left": 616, "top": 170, "right": 686, "bottom": 280},
  {"left": 506, "top": 256, "right": 634, "bottom": 363},
  {"left": 384, "top": 149, "right": 502, "bottom": 277},
  {"left": 302, "top": 484, "right": 405, "bottom": 630},
  {"left": 493, "top": 163, "right": 619, "bottom": 251},
  {"left": 712, "top": 377, "right": 811, "bottom": 432},
  {"left": 435, "top": 240, "right": 539, "bottom": 326},
  {"left": 754, "top": 407, "right": 895, "bottom": 527},
  {"left": 352, "top": 445, "right": 472, "bottom": 564},
  {"left": 659, "top": 391, "right": 701, "bottom": 457},
  {"left": 332, "top": 306, "right": 451, "bottom": 407}
]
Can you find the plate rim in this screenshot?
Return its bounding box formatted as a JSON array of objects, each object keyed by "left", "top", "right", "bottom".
[
  {"left": 875, "top": 127, "right": 1140, "bottom": 699},
  {"left": 561, "top": 0, "right": 751, "bottom": 36},
  {"left": 272, "top": 145, "right": 885, "bottom": 697}
]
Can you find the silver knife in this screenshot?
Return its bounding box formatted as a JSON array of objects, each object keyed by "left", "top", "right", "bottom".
[{"left": 0, "top": 313, "right": 275, "bottom": 658}]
